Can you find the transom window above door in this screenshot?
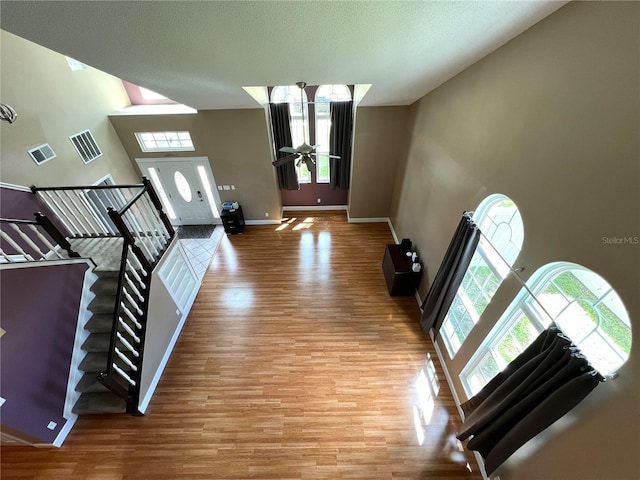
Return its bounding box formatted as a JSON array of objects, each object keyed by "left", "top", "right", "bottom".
[{"left": 135, "top": 131, "right": 195, "bottom": 152}]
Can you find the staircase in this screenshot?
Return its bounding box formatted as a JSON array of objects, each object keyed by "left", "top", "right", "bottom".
[
  {"left": 71, "top": 238, "right": 138, "bottom": 414},
  {"left": 22, "top": 179, "right": 175, "bottom": 416}
]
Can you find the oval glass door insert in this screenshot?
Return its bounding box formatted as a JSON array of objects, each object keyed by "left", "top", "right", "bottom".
[{"left": 174, "top": 171, "right": 192, "bottom": 202}]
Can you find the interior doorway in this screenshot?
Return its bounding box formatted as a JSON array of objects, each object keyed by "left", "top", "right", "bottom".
[{"left": 136, "top": 157, "right": 222, "bottom": 226}]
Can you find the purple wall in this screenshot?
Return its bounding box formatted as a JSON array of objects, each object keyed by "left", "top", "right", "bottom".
[
  {"left": 0, "top": 186, "right": 71, "bottom": 258},
  {"left": 0, "top": 185, "right": 68, "bottom": 232},
  {"left": 0, "top": 262, "right": 89, "bottom": 443},
  {"left": 0, "top": 186, "right": 47, "bottom": 220},
  {"left": 280, "top": 182, "right": 348, "bottom": 206}
]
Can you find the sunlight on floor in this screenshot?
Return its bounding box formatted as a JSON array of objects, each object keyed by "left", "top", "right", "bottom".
[{"left": 276, "top": 216, "right": 318, "bottom": 231}]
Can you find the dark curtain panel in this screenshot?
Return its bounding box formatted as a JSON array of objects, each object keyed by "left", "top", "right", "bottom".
[
  {"left": 329, "top": 101, "right": 354, "bottom": 190},
  {"left": 458, "top": 326, "right": 603, "bottom": 475},
  {"left": 420, "top": 213, "right": 480, "bottom": 336},
  {"left": 269, "top": 103, "right": 299, "bottom": 190}
]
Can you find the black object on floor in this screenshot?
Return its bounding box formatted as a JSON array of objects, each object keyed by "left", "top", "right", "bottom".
[{"left": 175, "top": 225, "right": 216, "bottom": 239}]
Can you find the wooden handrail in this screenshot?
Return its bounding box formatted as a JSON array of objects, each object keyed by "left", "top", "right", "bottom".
[
  {"left": 34, "top": 212, "right": 81, "bottom": 258},
  {"left": 31, "top": 183, "right": 144, "bottom": 192}
]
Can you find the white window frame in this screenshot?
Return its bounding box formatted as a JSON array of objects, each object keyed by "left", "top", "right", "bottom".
[
  {"left": 461, "top": 262, "right": 631, "bottom": 397},
  {"left": 314, "top": 85, "right": 351, "bottom": 184},
  {"left": 135, "top": 131, "right": 195, "bottom": 153},
  {"left": 271, "top": 86, "right": 311, "bottom": 183},
  {"left": 441, "top": 194, "right": 524, "bottom": 358}
]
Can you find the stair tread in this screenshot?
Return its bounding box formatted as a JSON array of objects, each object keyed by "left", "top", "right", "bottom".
[
  {"left": 79, "top": 352, "right": 109, "bottom": 373},
  {"left": 85, "top": 313, "right": 114, "bottom": 333},
  {"left": 75, "top": 373, "right": 109, "bottom": 393},
  {"left": 73, "top": 392, "right": 127, "bottom": 415},
  {"left": 91, "top": 277, "right": 120, "bottom": 294},
  {"left": 81, "top": 333, "right": 112, "bottom": 352},
  {"left": 88, "top": 295, "right": 117, "bottom": 314}
]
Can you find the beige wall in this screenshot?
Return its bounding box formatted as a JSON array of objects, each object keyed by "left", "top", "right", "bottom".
[
  {"left": 108, "top": 109, "right": 281, "bottom": 221},
  {"left": 350, "top": 106, "right": 411, "bottom": 219},
  {"left": 391, "top": 2, "right": 639, "bottom": 479},
  {"left": 0, "top": 31, "right": 138, "bottom": 187}
]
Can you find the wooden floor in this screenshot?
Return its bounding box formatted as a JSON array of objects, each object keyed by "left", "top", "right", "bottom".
[{"left": 1, "top": 211, "right": 481, "bottom": 479}]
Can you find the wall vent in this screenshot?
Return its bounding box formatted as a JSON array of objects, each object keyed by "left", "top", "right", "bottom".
[
  {"left": 69, "top": 129, "right": 102, "bottom": 163},
  {"left": 28, "top": 143, "right": 56, "bottom": 165}
]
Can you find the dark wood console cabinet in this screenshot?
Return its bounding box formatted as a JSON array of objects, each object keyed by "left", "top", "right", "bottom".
[
  {"left": 220, "top": 205, "right": 245, "bottom": 234},
  {"left": 382, "top": 244, "right": 421, "bottom": 296}
]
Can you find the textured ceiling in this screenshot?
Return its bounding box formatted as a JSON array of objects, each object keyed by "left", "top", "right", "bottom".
[{"left": 1, "top": 1, "right": 567, "bottom": 110}]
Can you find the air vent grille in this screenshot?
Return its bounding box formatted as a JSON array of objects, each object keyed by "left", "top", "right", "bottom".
[
  {"left": 28, "top": 143, "right": 56, "bottom": 165},
  {"left": 69, "top": 129, "right": 102, "bottom": 163}
]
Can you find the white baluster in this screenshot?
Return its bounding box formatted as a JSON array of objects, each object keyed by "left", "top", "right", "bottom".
[
  {"left": 56, "top": 191, "right": 90, "bottom": 235},
  {"left": 116, "top": 333, "right": 140, "bottom": 358},
  {"left": 40, "top": 191, "right": 77, "bottom": 235},
  {"left": 130, "top": 206, "right": 161, "bottom": 258},
  {"left": 123, "top": 288, "right": 144, "bottom": 316},
  {"left": 78, "top": 190, "right": 111, "bottom": 235},
  {"left": 118, "top": 317, "right": 141, "bottom": 343},
  {"left": 114, "top": 346, "right": 138, "bottom": 371},
  {"left": 128, "top": 221, "right": 155, "bottom": 265},
  {"left": 125, "top": 272, "right": 144, "bottom": 303},
  {"left": 90, "top": 191, "right": 118, "bottom": 235},
  {"left": 127, "top": 249, "right": 148, "bottom": 278},
  {"left": 0, "top": 229, "right": 34, "bottom": 261},
  {"left": 126, "top": 259, "right": 146, "bottom": 289},
  {"left": 10, "top": 223, "right": 46, "bottom": 260},
  {"left": 141, "top": 194, "right": 171, "bottom": 242},
  {"left": 135, "top": 202, "right": 164, "bottom": 252},
  {"left": 139, "top": 194, "right": 168, "bottom": 245},
  {"left": 112, "top": 363, "right": 136, "bottom": 386},
  {"left": 121, "top": 303, "right": 142, "bottom": 330},
  {"left": 0, "top": 248, "right": 13, "bottom": 263},
  {"left": 65, "top": 190, "right": 97, "bottom": 234}
]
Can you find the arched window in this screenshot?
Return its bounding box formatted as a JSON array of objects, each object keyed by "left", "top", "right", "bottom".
[
  {"left": 271, "top": 85, "right": 311, "bottom": 183},
  {"left": 440, "top": 194, "right": 524, "bottom": 357},
  {"left": 461, "top": 262, "right": 632, "bottom": 396},
  {"left": 314, "top": 85, "right": 351, "bottom": 183}
]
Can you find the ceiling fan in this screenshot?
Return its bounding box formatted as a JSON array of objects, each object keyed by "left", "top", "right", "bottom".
[{"left": 272, "top": 81, "right": 340, "bottom": 172}]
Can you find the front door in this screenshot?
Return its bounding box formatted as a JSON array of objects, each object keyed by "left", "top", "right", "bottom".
[{"left": 137, "top": 158, "right": 221, "bottom": 226}]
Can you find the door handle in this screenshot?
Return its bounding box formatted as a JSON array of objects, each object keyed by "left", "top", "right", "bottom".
[{"left": 197, "top": 190, "right": 203, "bottom": 201}]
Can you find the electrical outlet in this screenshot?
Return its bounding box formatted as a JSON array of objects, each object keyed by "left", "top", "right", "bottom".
[
  {"left": 217, "top": 185, "right": 223, "bottom": 190},
  {"left": 223, "top": 185, "right": 231, "bottom": 190},
  {"left": 317, "top": 198, "right": 321, "bottom": 203},
  {"left": 47, "top": 421, "right": 57, "bottom": 430},
  {"left": 231, "top": 185, "right": 235, "bottom": 190},
  {"left": 265, "top": 212, "right": 269, "bottom": 217}
]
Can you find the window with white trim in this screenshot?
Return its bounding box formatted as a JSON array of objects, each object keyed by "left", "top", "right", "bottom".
[
  {"left": 135, "top": 131, "right": 194, "bottom": 152},
  {"left": 314, "top": 85, "right": 351, "bottom": 183},
  {"left": 441, "top": 195, "right": 524, "bottom": 358},
  {"left": 461, "top": 262, "right": 632, "bottom": 396},
  {"left": 271, "top": 85, "right": 311, "bottom": 183}
]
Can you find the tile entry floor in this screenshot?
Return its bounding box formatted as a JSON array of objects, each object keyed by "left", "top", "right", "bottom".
[{"left": 176, "top": 225, "right": 225, "bottom": 280}]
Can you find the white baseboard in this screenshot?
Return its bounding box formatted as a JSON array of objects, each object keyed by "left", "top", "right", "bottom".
[
  {"left": 347, "top": 216, "right": 390, "bottom": 224},
  {"left": 244, "top": 219, "right": 280, "bottom": 225}
]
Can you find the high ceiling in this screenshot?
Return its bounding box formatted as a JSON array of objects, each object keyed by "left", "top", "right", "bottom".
[{"left": 1, "top": 1, "right": 567, "bottom": 110}]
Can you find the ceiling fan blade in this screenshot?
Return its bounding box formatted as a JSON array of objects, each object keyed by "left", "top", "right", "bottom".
[
  {"left": 272, "top": 154, "right": 298, "bottom": 167},
  {"left": 279, "top": 146, "right": 297, "bottom": 154},
  {"left": 303, "top": 157, "right": 316, "bottom": 172},
  {"left": 309, "top": 153, "right": 341, "bottom": 159}
]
